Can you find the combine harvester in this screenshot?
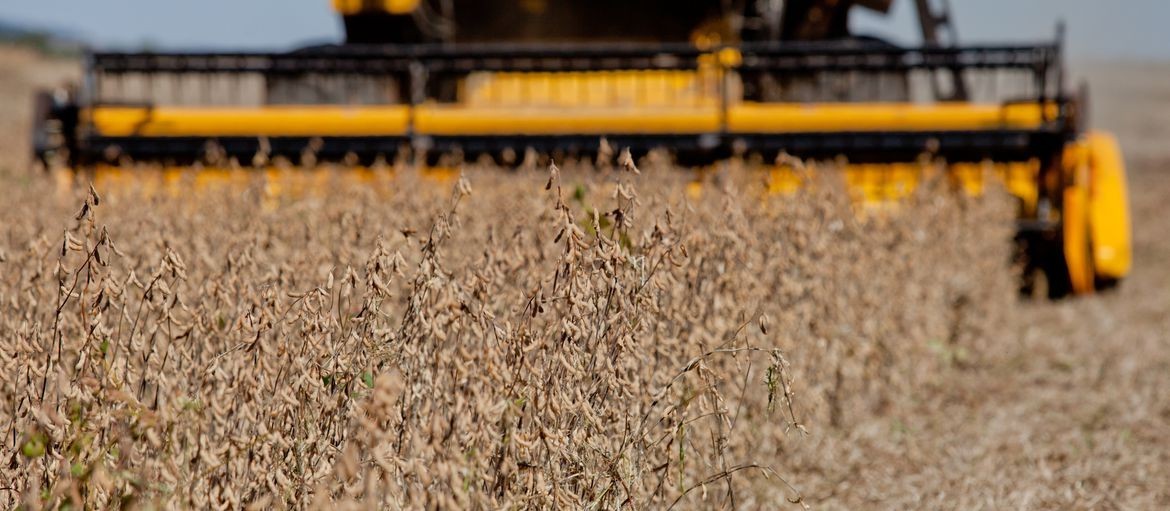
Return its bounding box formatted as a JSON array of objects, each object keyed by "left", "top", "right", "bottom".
[{"left": 31, "top": 0, "right": 1130, "bottom": 297}]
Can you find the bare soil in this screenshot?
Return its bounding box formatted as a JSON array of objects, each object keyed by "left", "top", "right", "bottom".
[{"left": 785, "top": 60, "right": 1170, "bottom": 509}]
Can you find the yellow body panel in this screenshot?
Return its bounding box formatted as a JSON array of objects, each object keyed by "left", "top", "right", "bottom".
[
  {"left": 1085, "top": 131, "right": 1132, "bottom": 280},
  {"left": 413, "top": 105, "right": 721, "bottom": 135},
  {"left": 90, "top": 106, "right": 411, "bottom": 137},
  {"left": 90, "top": 102, "right": 1057, "bottom": 139},
  {"left": 332, "top": 0, "right": 419, "bottom": 15},
  {"left": 727, "top": 103, "right": 1058, "bottom": 133},
  {"left": 1063, "top": 186, "right": 1094, "bottom": 293},
  {"left": 843, "top": 163, "right": 930, "bottom": 202}
]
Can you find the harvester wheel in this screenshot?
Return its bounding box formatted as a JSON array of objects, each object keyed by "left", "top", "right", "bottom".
[
  {"left": 1053, "top": 137, "right": 1100, "bottom": 298},
  {"left": 1049, "top": 132, "right": 1133, "bottom": 298}
]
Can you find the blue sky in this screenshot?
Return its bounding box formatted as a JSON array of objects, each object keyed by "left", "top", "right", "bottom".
[{"left": 1, "top": 1, "right": 1167, "bottom": 60}]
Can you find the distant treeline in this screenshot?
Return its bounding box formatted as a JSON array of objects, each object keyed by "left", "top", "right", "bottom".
[{"left": 0, "top": 20, "right": 83, "bottom": 57}]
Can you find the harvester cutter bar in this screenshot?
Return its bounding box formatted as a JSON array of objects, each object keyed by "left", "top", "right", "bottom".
[
  {"left": 81, "top": 136, "right": 409, "bottom": 166},
  {"left": 727, "top": 129, "right": 1065, "bottom": 163},
  {"left": 53, "top": 39, "right": 1075, "bottom": 167},
  {"left": 79, "top": 129, "right": 1062, "bottom": 166}
]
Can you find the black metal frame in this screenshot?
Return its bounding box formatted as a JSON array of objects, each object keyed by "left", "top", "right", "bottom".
[{"left": 87, "top": 41, "right": 1059, "bottom": 76}]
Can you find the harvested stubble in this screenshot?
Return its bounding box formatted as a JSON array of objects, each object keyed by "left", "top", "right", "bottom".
[{"left": 0, "top": 160, "right": 1015, "bottom": 509}]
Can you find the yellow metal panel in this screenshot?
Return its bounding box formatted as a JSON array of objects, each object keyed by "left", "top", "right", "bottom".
[
  {"left": 90, "top": 102, "right": 1060, "bottom": 139},
  {"left": 766, "top": 165, "right": 807, "bottom": 195},
  {"left": 413, "top": 106, "right": 720, "bottom": 135},
  {"left": 764, "top": 160, "right": 1040, "bottom": 213},
  {"left": 1085, "top": 131, "right": 1132, "bottom": 280},
  {"left": 417, "top": 101, "right": 1052, "bottom": 137},
  {"left": 332, "top": 0, "right": 358, "bottom": 14},
  {"left": 1062, "top": 142, "right": 1095, "bottom": 295},
  {"left": 333, "top": 0, "right": 419, "bottom": 15},
  {"left": 727, "top": 103, "right": 1058, "bottom": 133},
  {"left": 1000, "top": 161, "right": 1041, "bottom": 215},
  {"left": 89, "top": 106, "right": 411, "bottom": 137},
  {"left": 844, "top": 163, "right": 922, "bottom": 202}
]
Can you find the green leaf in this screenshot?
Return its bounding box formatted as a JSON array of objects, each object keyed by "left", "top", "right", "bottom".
[
  {"left": 21, "top": 432, "right": 47, "bottom": 458},
  {"left": 181, "top": 398, "right": 202, "bottom": 412}
]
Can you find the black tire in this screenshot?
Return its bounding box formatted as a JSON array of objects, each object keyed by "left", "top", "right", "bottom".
[
  {"left": 1042, "top": 246, "right": 1075, "bottom": 300},
  {"left": 1095, "top": 275, "right": 1121, "bottom": 293},
  {"left": 1016, "top": 231, "right": 1073, "bottom": 300}
]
